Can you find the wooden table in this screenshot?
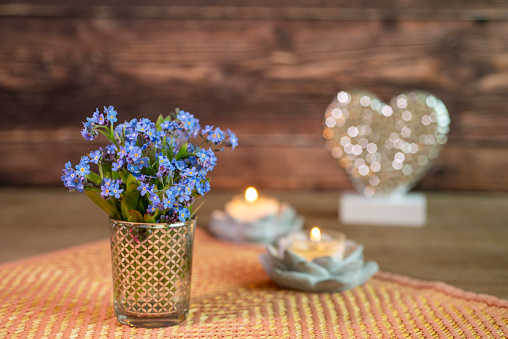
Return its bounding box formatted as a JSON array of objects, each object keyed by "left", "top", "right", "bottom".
[{"left": 0, "top": 188, "right": 507, "bottom": 300}]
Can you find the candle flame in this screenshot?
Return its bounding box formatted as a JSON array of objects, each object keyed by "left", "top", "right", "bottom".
[
  {"left": 310, "top": 227, "right": 321, "bottom": 242},
  {"left": 245, "top": 187, "right": 258, "bottom": 202}
]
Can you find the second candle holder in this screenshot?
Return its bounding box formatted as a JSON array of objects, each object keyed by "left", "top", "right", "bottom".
[
  {"left": 259, "top": 228, "right": 378, "bottom": 292},
  {"left": 208, "top": 188, "right": 304, "bottom": 243}
]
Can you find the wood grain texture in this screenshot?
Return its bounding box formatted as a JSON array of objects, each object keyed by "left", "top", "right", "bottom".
[
  {"left": 1, "top": 130, "right": 508, "bottom": 191},
  {"left": 0, "top": 4, "right": 507, "bottom": 191},
  {"left": 1, "top": 1, "right": 508, "bottom": 20}
]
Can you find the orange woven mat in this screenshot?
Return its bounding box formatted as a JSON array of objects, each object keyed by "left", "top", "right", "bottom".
[{"left": 1, "top": 229, "right": 507, "bottom": 338}]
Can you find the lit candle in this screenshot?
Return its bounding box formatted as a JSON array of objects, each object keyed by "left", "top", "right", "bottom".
[
  {"left": 225, "top": 187, "right": 280, "bottom": 223},
  {"left": 245, "top": 187, "right": 258, "bottom": 203},
  {"left": 289, "top": 227, "right": 345, "bottom": 261}
]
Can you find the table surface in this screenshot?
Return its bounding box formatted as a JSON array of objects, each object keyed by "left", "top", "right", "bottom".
[
  {"left": 0, "top": 188, "right": 507, "bottom": 300},
  {"left": 1, "top": 226, "right": 508, "bottom": 338}
]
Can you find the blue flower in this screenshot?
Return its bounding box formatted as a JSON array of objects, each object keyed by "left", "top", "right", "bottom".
[
  {"left": 101, "top": 183, "right": 111, "bottom": 199},
  {"left": 73, "top": 181, "right": 85, "bottom": 192},
  {"left": 208, "top": 127, "right": 225, "bottom": 144},
  {"left": 172, "top": 159, "right": 187, "bottom": 171},
  {"left": 136, "top": 157, "right": 150, "bottom": 169},
  {"left": 157, "top": 154, "right": 171, "bottom": 166},
  {"left": 136, "top": 122, "right": 149, "bottom": 134},
  {"left": 175, "top": 182, "right": 193, "bottom": 203},
  {"left": 158, "top": 166, "right": 173, "bottom": 178},
  {"left": 82, "top": 117, "right": 94, "bottom": 129},
  {"left": 148, "top": 193, "right": 163, "bottom": 213},
  {"left": 196, "top": 180, "right": 211, "bottom": 195},
  {"left": 81, "top": 128, "right": 95, "bottom": 141},
  {"left": 125, "top": 131, "right": 138, "bottom": 141},
  {"left": 125, "top": 141, "right": 136, "bottom": 153},
  {"left": 196, "top": 149, "right": 208, "bottom": 162},
  {"left": 117, "top": 146, "right": 128, "bottom": 159},
  {"left": 177, "top": 111, "right": 200, "bottom": 131},
  {"left": 182, "top": 166, "right": 198, "bottom": 178},
  {"left": 197, "top": 148, "right": 217, "bottom": 171},
  {"left": 75, "top": 163, "right": 90, "bottom": 177},
  {"left": 79, "top": 156, "right": 91, "bottom": 165},
  {"left": 112, "top": 159, "right": 125, "bottom": 171},
  {"left": 129, "top": 147, "right": 143, "bottom": 162},
  {"left": 89, "top": 150, "right": 102, "bottom": 164},
  {"left": 64, "top": 106, "right": 238, "bottom": 221},
  {"left": 202, "top": 125, "right": 214, "bottom": 135},
  {"left": 127, "top": 163, "right": 140, "bottom": 174},
  {"left": 114, "top": 122, "right": 125, "bottom": 136},
  {"left": 187, "top": 155, "right": 198, "bottom": 167},
  {"left": 61, "top": 165, "right": 82, "bottom": 191},
  {"left": 183, "top": 183, "right": 194, "bottom": 198},
  {"left": 63, "top": 172, "right": 85, "bottom": 192},
  {"left": 132, "top": 172, "right": 145, "bottom": 180},
  {"left": 137, "top": 182, "right": 154, "bottom": 197},
  {"left": 105, "top": 144, "right": 117, "bottom": 153},
  {"left": 110, "top": 182, "right": 124, "bottom": 199},
  {"left": 92, "top": 108, "right": 106, "bottom": 125},
  {"left": 81, "top": 117, "right": 97, "bottom": 141},
  {"left": 227, "top": 129, "right": 238, "bottom": 150},
  {"left": 160, "top": 121, "right": 177, "bottom": 131},
  {"left": 144, "top": 127, "right": 157, "bottom": 142},
  {"left": 139, "top": 118, "right": 152, "bottom": 125},
  {"left": 176, "top": 207, "right": 190, "bottom": 222},
  {"left": 163, "top": 191, "right": 176, "bottom": 209},
  {"left": 104, "top": 106, "right": 117, "bottom": 123}
]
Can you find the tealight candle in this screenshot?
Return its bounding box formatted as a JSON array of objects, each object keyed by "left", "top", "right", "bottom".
[
  {"left": 224, "top": 187, "right": 280, "bottom": 223},
  {"left": 289, "top": 227, "right": 346, "bottom": 261}
]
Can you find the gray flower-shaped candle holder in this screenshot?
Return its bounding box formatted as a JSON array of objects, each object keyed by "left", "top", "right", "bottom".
[
  {"left": 208, "top": 202, "right": 304, "bottom": 243},
  {"left": 259, "top": 236, "right": 379, "bottom": 292}
]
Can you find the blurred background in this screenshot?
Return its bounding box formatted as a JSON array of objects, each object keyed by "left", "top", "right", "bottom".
[
  {"left": 1, "top": 0, "right": 508, "bottom": 192},
  {"left": 1, "top": 1, "right": 508, "bottom": 298}
]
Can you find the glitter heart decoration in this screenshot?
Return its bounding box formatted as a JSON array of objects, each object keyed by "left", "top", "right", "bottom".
[{"left": 323, "top": 90, "right": 450, "bottom": 197}]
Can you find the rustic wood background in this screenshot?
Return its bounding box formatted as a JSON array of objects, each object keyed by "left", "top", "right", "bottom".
[{"left": 1, "top": 1, "right": 508, "bottom": 191}]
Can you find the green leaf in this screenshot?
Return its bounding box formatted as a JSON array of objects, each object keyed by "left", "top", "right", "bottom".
[
  {"left": 98, "top": 161, "right": 104, "bottom": 179},
  {"left": 85, "top": 172, "right": 102, "bottom": 185},
  {"left": 126, "top": 175, "right": 138, "bottom": 187},
  {"left": 120, "top": 199, "right": 130, "bottom": 220},
  {"left": 125, "top": 183, "right": 138, "bottom": 194},
  {"left": 155, "top": 114, "right": 164, "bottom": 129},
  {"left": 118, "top": 170, "right": 128, "bottom": 184},
  {"left": 153, "top": 209, "right": 162, "bottom": 220},
  {"left": 87, "top": 186, "right": 101, "bottom": 193},
  {"left": 190, "top": 198, "right": 206, "bottom": 218},
  {"left": 175, "top": 143, "right": 188, "bottom": 160},
  {"left": 111, "top": 171, "right": 120, "bottom": 180},
  {"left": 139, "top": 196, "right": 148, "bottom": 215},
  {"left": 85, "top": 189, "right": 119, "bottom": 218},
  {"left": 128, "top": 209, "right": 144, "bottom": 222},
  {"left": 144, "top": 214, "right": 156, "bottom": 223},
  {"left": 125, "top": 191, "right": 139, "bottom": 210}
]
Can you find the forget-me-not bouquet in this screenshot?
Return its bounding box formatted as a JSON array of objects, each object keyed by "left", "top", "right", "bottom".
[{"left": 61, "top": 106, "right": 237, "bottom": 224}]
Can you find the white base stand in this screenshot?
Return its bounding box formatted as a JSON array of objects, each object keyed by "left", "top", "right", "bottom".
[{"left": 340, "top": 192, "right": 426, "bottom": 227}]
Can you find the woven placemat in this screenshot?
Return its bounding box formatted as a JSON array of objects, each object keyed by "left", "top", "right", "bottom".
[{"left": 0, "top": 228, "right": 507, "bottom": 338}]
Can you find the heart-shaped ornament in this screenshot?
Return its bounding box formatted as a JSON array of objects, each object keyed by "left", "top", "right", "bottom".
[{"left": 323, "top": 90, "right": 450, "bottom": 197}]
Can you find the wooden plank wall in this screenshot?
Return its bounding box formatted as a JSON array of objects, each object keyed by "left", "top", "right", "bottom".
[{"left": 1, "top": 1, "right": 508, "bottom": 191}]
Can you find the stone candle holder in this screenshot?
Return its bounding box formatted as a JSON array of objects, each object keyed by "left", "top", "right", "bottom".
[
  {"left": 259, "top": 234, "right": 378, "bottom": 292},
  {"left": 208, "top": 202, "right": 304, "bottom": 243}
]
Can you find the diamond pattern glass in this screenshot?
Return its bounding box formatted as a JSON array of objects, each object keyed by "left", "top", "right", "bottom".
[{"left": 110, "top": 218, "right": 196, "bottom": 328}]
